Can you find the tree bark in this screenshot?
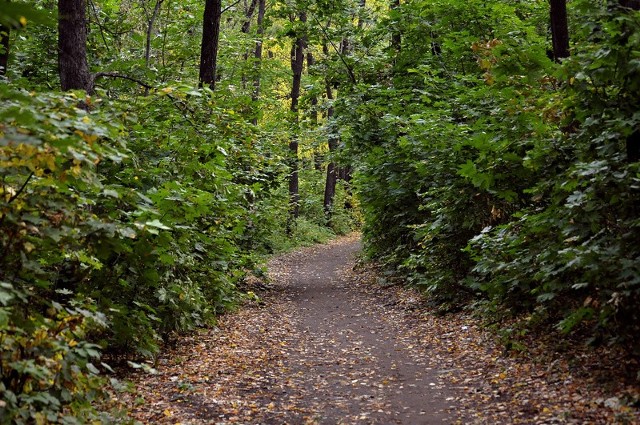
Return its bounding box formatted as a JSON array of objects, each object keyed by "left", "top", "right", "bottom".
[
  {"left": 323, "top": 80, "right": 338, "bottom": 217},
  {"left": 145, "top": 0, "right": 164, "bottom": 68},
  {"left": 619, "top": 0, "right": 640, "bottom": 161},
  {"left": 307, "top": 51, "right": 323, "bottom": 170},
  {"left": 549, "top": 0, "right": 570, "bottom": 61},
  {"left": 390, "top": 0, "right": 401, "bottom": 52},
  {"left": 251, "top": 0, "right": 266, "bottom": 120},
  {"left": 58, "top": 0, "right": 92, "bottom": 92},
  {"left": 287, "top": 12, "right": 306, "bottom": 232},
  {"left": 241, "top": 0, "right": 259, "bottom": 34},
  {"left": 0, "top": 23, "right": 9, "bottom": 76},
  {"left": 199, "top": 0, "right": 222, "bottom": 90},
  {"left": 358, "top": 0, "right": 366, "bottom": 30},
  {"left": 620, "top": 0, "right": 640, "bottom": 9}
]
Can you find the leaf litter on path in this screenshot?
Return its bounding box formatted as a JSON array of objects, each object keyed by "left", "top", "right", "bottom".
[{"left": 121, "top": 234, "right": 640, "bottom": 424}]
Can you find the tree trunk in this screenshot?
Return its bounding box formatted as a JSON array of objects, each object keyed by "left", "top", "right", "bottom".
[
  {"left": 323, "top": 80, "right": 338, "bottom": 217},
  {"left": 199, "top": 0, "right": 222, "bottom": 90},
  {"left": 619, "top": 0, "right": 640, "bottom": 161},
  {"left": 358, "top": 0, "right": 366, "bottom": 30},
  {"left": 0, "top": 23, "right": 9, "bottom": 76},
  {"left": 145, "top": 0, "right": 164, "bottom": 68},
  {"left": 251, "top": 0, "right": 265, "bottom": 126},
  {"left": 390, "top": 0, "right": 401, "bottom": 52},
  {"left": 240, "top": 0, "right": 258, "bottom": 91},
  {"left": 549, "top": 0, "right": 569, "bottom": 61},
  {"left": 58, "top": 0, "right": 92, "bottom": 92},
  {"left": 620, "top": 0, "right": 640, "bottom": 9},
  {"left": 241, "top": 0, "right": 259, "bottom": 34},
  {"left": 287, "top": 12, "right": 306, "bottom": 232},
  {"left": 308, "top": 51, "right": 323, "bottom": 171}
]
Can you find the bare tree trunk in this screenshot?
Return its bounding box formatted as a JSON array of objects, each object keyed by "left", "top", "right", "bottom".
[
  {"left": 145, "top": 0, "right": 164, "bottom": 68},
  {"left": 358, "top": 0, "right": 366, "bottom": 30},
  {"left": 241, "top": 0, "right": 259, "bottom": 34},
  {"left": 323, "top": 81, "right": 338, "bottom": 217},
  {"left": 58, "top": 0, "right": 92, "bottom": 92},
  {"left": 390, "top": 0, "right": 401, "bottom": 53},
  {"left": 0, "top": 23, "right": 9, "bottom": 76},
  {"left": 251, "top": 0, "right": 265, "bottom": 125},
  {"left": 199, "top": 0, "right": 222, "bottom": 90},
  {"left": 549, "top": 0, "right": 569, "bottom": 61},
  {"left": 619, "top": 0, "right": 640, "bottom": 161},
  {"left": 287, "top": 12, "right": 306, "bottom": 232}
]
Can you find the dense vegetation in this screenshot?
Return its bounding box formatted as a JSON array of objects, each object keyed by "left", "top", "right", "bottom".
[
  {"left": 339, "top": 0, "right": 640, "bottom": 353},
  {"left": 0, "top": 0, "right": 638, "bottom": 422}
]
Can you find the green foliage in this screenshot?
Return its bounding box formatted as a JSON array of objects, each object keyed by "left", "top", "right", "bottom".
[
  {"left": 468, "top": 2, "right": 640, "bottom": 349},
  {"left": 342, "top": 0, "right": 640, "bottom": 351},
  {"left": 0, "top": 79, "right": 292, "bottom": 420},
  {"left": 0, "top": 0, "right": 364, "bottom": 420},
  {"left": 340, "top": 0, "right": 551, "bottom": 306},
  {"left": 0, "top": 84, "right": 126, "bottom": 422}
]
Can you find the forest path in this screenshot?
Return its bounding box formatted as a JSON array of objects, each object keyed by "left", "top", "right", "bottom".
[
  {"left": 125, "top": 234, "right": 461, "bottom": 424},
  {"left": 124, "top": 235, "right": 640, "bottom": 424}
]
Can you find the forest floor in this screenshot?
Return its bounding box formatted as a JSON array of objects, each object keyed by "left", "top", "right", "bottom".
[{"left": 121, "top": 234, "right": 640, "bottom": 424}]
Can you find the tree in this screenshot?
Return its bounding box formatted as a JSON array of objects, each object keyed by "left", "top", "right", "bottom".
[
  {"left": 199, "top": 0, "right": 222, "bottom": 89},
  {"left": 241, "top": 0, "right": 259, "bottom": 34},
  {"left": 144, "top": 0, "right": 165, "bottom": 69},
  {"left": 252, "top": 0, "right": 266, "bottom": 117},
  {"left": 287, "top": 11, "right": 307, "bottom": 231},
  {"left": 390, "top": 0, "right": 400, "bottom": 53},
  {"left": 241, "top": 0, "right": 265, "bottom": 124},
  {"left": 322, "top": 71, "right": 338, "bottom": 217},
  {"left": 549, "top": 0, "right": 569, "bottom": 60},
  {"left": 0, "top": 22, "right": 8, "bottom": 75},
  {"left": 619, "top": 0, "right": 640, "bottom": 161},
  {"left": 58, "top": 0, "right": 92, "bottom": 92}
]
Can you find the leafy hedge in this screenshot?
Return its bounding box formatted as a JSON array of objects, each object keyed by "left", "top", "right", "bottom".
[
  {"left": 0, "top": 80, "right": 289, "bottom": 422},
  {"left": 342, "top": 0, "right": 640, "bottom": 351}
]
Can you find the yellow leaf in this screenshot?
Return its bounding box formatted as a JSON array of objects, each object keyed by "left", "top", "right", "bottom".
[
  {"left": 19, "top": 16, "right": 27, "bottom": 27},
  {"left": 164, "top": 409, "right": 173, "bottom": 417},
  {"left": 34, "top": 412, "right": 46, "bottom": 425}
]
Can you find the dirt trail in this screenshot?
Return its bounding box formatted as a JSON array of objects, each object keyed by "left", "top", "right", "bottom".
[
  {"left": 124, "top": 235, "right": 458, "bottom": 424},
  {"left": 273, "top": 236, "right": 455, "bottom": 424},
  {"left": 124, "top": 235, "right": 638, "bottom": 424}
]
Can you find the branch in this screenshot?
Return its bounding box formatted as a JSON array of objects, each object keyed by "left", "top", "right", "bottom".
[
  {"left": 222, "top": 0, "right": 243, "bottom": 14},
  {"left": 311, "top": 15, "right": 357, "bottom": 85},
  {"left": 92, "top": 72, "right": 154, "bottom": 90},
  {"left": 8, "top": 172, "right": 34, "bottom": 204},
  {"left": 91, "top": 73, "right": 205, "bottom": 137},
  {"left": 88, "top": 0, "right": 110, "bottom": 55}
]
